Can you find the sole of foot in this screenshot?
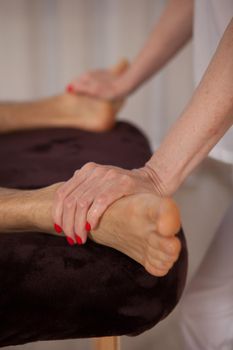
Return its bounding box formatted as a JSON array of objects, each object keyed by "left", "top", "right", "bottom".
[
  {"left": 31, "top": 184, "right": 181, "bottom": 277},
  {"left": 90, "top": 193, "right": 182, "bottom": 277}
]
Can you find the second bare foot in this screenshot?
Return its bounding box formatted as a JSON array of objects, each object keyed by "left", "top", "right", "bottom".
[{"left": 57, "top": 60, "right": 129, "bottom": 132}]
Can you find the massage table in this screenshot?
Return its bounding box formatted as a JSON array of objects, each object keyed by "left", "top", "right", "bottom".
[{"left": 0, "top": 121, "right": 187, "bottom": 349}]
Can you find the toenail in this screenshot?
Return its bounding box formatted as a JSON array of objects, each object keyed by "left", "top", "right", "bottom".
[
  {"left": 75, "top": 234, "right": 83, "bottom": 245},
  {"left": 54, "top": 223, "right": 62, "bottom": 234},
  {"left": 66, "top": 236, "right": 75, "bottom": 246},
  {"left": 85, "top": 221, "right": 91, "bottom": 231}
]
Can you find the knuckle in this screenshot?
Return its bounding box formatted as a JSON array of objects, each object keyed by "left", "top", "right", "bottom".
[
  {"left": 105, "top": 169, "right": 117, "bottom": 179},
  {"left": 121, "top": 174, "right": 133, "bottom": 186},
  {"left": 56, "top": 187, "right": 66, "bottom": 200},
  {"left": 64, "top": 196, "right": 76, "bottom": 209},
  {"left": 73, "top": 170, "right": 79, "bottom": 177},
  {"left": 95, "top": 166, "right": 104, "bottom": 175},
  {"left": 83, "top": 162, "right": 96, "bottom": 171},
  {"left": 78, "top": 198, "right": 89, "bottom": 209},
  {"left": 96, "top": 195, "right": 107, "bottom": 206}
]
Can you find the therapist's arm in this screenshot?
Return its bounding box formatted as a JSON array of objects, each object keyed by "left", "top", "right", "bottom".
[
  {"left": 70, "top": 0, "right": 193, "bottom": 99},
  {"left": 52, "top": 18, "right": 233, "bottom": 240},
  {"left": 146, "top": 17, "right": 233, "bottom": 196},
  {"left": 117, "top": 0, "right": 194, "bottom": 95}
]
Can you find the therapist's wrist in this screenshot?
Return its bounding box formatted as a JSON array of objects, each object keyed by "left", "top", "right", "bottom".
[
  {"left": 143, "top": 162, "right": 180, "bottom": 197},
  {"left": 115, "top": 70, "right": 141, "bottom": 98}
]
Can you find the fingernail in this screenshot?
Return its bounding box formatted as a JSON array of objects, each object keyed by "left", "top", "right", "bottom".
[
  {"left": 54, "top": 223, "right": 62, "bottom": 234},
  {"left": 66, "top": 236, "right": 75, "bottom": 246},
  {"left": 66, "top": 84, "right": 74, "bottom": 93},
  {"left": 85, "top": 222, "right": 91, "bottom": 231},
  {"left": 75, "top": 234, "right": 83, "bottom": 245}
]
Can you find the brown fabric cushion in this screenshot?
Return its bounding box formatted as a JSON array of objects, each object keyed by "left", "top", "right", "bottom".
[{"left": 0, "top": 122, "right": 187, "bottom": 347}]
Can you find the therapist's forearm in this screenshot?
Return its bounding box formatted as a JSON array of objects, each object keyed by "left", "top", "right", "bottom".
[
  {"left": 145, "top": 18, "right": 233, "bottom": 196},
  {"left": 118, "top": 0, "right": 193, "bottom": 95}
]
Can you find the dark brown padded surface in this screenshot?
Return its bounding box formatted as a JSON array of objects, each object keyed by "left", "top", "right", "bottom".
[{"left": 0, "top": 122, "right": 187, "bottom": 347}]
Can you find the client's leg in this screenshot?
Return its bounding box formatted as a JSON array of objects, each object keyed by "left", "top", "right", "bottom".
[
  {"left": 0, "top": 183, "right": 181, "bottom": 277},
  {"left": 0, "top": 60, "right": 128, "bottom": 133}
]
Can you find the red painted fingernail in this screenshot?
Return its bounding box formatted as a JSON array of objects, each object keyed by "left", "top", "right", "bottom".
[
  {"left": 75, "top": 234, "right": 83, "bottom": 245},
  {"left": 85, "top": 222, "right": 91, "bottom": 231},
  {"left": 66, "top": 236, "right": 75, "bottom": 246},
  {"left": 66, "top": 84, "right": 74, "bottom": 93},
  {"left": 54, "top": 223, "right": 62, "bottom": 234}
]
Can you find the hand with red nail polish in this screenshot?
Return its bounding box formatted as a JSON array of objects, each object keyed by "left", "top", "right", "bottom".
[
  {"left": 65, "top": 59, "right": 129, "bottom": 100},
  {"left": 52, "top": 162, "right": 162, "bottom": 246},
  {"left": 52, "top": 179, "right": 89, "bottom": 245}
]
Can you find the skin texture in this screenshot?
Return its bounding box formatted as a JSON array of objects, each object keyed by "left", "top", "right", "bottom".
[
  {"left": 0, "top": 184, "right": 181, "bottom": 277},
  {"left": 53, "top": 4, "right": 233, "bottom": 244},
  {"left": 146, "top": 17, "right": 233, "bottom": 195}
]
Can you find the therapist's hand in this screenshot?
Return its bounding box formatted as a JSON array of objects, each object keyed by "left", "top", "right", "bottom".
[
  {"left": 68, "top": 69, "right": 129, "bottom": 100},
  {"left": 67, "top": 59, "right": 131, "bottom": 100},
  {"left": 52, "top": 162, "right": 162, "bottom": 244}
]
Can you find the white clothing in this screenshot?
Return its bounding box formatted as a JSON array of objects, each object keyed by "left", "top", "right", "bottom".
[
  {"left": 180, "top": 199, "right": 233, "bottom": 349},
  {"left": 193, "top": 0, "right": 233, "bottom": 164},
  {"left": 180, "top": 2, "right": 233, "bottom": 348}
]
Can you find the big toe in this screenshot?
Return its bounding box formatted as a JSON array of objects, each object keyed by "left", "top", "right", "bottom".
[
  {"left": 157, "top": 198, "right": 181, "bottom": 237},
  {"left": 145, "top": 236, "right": 181, "bottom": 277}
]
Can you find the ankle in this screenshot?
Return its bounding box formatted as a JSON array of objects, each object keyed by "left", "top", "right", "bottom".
[
  {"left": 30, "top": 183, "right": 64, "bottom": 234},
  {"left": 0, "top": 189, "right": 35, "bottom": 232},
  {"left": 29, "top": 187, "right": 54, "bottom": 233}
]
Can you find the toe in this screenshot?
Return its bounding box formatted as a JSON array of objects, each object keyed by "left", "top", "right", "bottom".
[
  {"left": 145, "top": 260, "right": 170, "bottom": 277},
  {"left": 160, "top": 236, "right": 181, "bottom": 260},
  {"left": 147, "top": 246, "right": 178, "bottom": 265},
  {"left": 147, "top": 233, "right": 181, "bottom": 264},
  {"left": 147, "top": 231, "right": 180, "bottom": 253},
  {"left": 146, "top": 252, "right": 174, "bottom": 271},
  {"left": 157, "top": 198, "right": 181, "bottom": 237}
]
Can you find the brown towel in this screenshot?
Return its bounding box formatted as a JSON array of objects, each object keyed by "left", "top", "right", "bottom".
[{"left": 0, "top": 122, "right": 187, "bottom": 347}]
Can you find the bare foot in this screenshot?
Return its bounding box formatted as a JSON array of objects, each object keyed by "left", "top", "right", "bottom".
[
  {"left": 90, "top": 193, "right": 181, "bottom": 276},
  {"left": 57, "top": 59, "right": 129, "bottom": 132},
  {"left": 30, "top": 184, "right": 181, "bottom": 277}
]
